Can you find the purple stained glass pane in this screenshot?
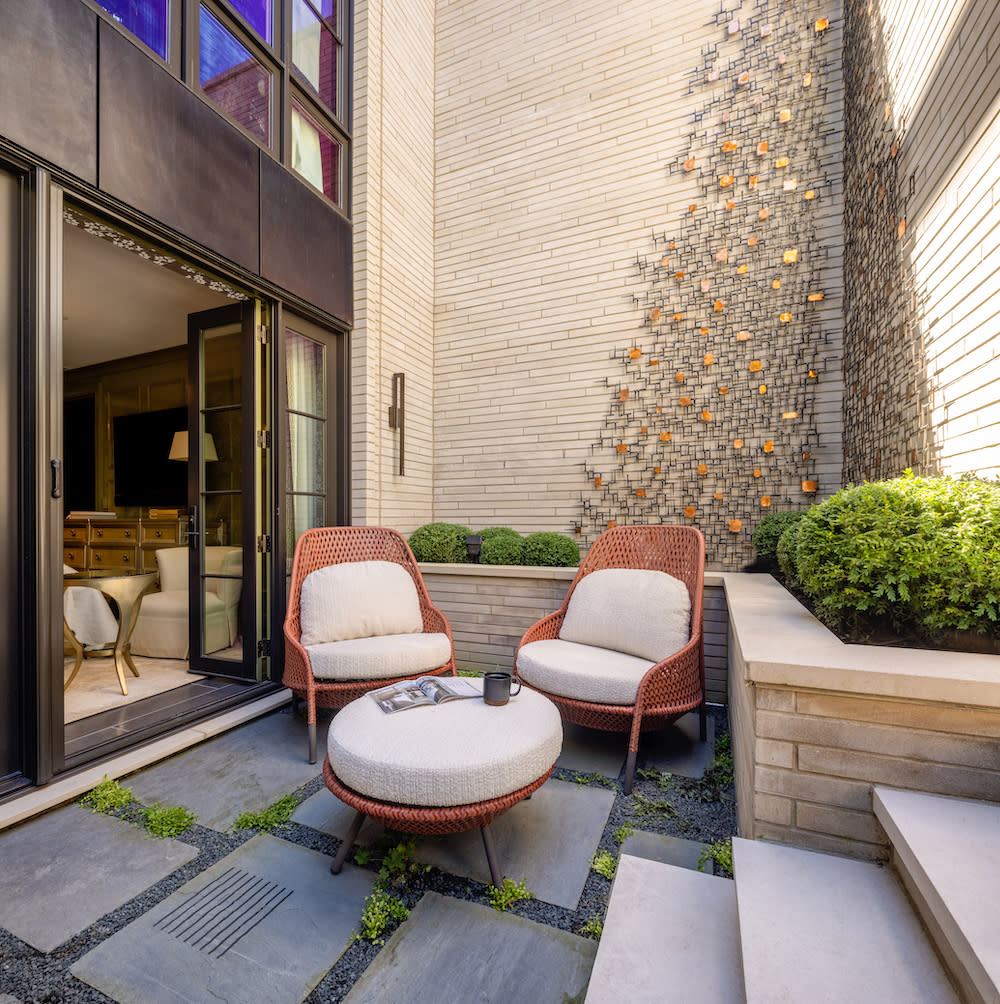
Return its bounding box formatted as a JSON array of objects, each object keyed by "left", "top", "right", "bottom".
[
  {"left": 95, "top": 0, "right": 169, "bottom": 60},
  {"left": 227, "top": 0, "right": 272, "bottom": 44},
  {"left": 200, "top": 6, "right": 271, "bottom": 145}
]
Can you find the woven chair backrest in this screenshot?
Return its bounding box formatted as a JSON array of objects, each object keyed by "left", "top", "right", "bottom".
[
  {"left": 568, "top": 525, "right": 705, "bottom": 630},
  {"left": 285, "top": 526, "right": 429, "bottom": 638}
]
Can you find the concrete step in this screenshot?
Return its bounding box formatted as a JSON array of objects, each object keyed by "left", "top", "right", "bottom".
[
  {"left": 585, "top": 853, "right": 744, "bottom": 1003},
  {"left": 874, "top": 787, "right": 1000, "bottom": 1004},
  {"left": 733, "top": 836, "right": 959, "bottom": 1004}
]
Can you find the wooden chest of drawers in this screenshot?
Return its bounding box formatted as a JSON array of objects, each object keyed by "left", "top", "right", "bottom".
[{"left": 63, "top": 518, "right": 186, "bottom": 573}]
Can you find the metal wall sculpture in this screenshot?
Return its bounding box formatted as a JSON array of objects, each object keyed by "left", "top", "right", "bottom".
[{"left": 580, "top": 2, "right": 839, "bottom": 567}]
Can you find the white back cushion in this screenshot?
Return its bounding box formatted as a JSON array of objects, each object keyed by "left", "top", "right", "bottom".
[
  {"left": 299, "top": 560, "right": 423, "bottom": 646},
  {"left": 156, "top": 548, "right": 188, "bottom": 592},
  {"left": 558, "top": 568, "right": 691, "bottom": 662}
]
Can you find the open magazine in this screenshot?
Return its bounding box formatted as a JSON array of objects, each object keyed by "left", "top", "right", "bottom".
[{"left": 368, "top": 676, "right": 480, "bottom": 714}]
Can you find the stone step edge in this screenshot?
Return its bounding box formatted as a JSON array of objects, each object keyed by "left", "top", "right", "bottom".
[
  {"left": 585, "top": 854, "right": 744, "bottom": 1003},
  {"left": 873, "top": 787, "right": 999, "bottom": 1004}
]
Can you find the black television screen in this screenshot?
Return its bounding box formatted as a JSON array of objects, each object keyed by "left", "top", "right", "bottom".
[{"left": 112, "top": 406, "right": 188, "bottom": 508}]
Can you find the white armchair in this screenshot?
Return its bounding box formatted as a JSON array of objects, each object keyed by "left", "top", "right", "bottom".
[{"left": 131, "top": 546, "right": 242, "bottom": 659}]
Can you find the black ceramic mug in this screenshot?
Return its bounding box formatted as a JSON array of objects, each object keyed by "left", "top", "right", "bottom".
[{"left": 483, "top": 671, "right": 522, "bottom": 706}]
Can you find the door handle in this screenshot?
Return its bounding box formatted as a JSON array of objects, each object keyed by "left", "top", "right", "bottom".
[
  {"left": 182, "top": 505, "right": 200, "bottom": 545},
  {"left": 50, "top": 459, "right": 63, "bottom": 499}
]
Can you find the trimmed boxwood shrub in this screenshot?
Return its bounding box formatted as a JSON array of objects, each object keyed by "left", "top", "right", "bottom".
[
  {"left": 792, "top": 472, "right": 1000, "bottom": 640},
  {"left": 751, "top": 511, "right": 807, "bottom": 569},
  {"left": 522, "top": 531, "right": 580, "bottom": 567},
  {"left": 408, "top": 523, "right": 471, "bottom": 563},
  {"left": 477, "top": 527, "right": 524, "bottom": 565}
]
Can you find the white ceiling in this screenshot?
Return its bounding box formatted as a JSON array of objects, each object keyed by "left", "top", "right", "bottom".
[{"left": 62, "top": 221, "right": 236, "bottom": 370}]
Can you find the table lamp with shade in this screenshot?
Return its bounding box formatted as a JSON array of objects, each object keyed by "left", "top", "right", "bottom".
[{"left": 168, "top": 431, "right": 219, "bottom": 462}]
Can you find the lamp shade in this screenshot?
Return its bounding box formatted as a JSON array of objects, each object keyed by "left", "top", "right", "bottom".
[{"left": 168, "top": 431, "right": 219, "bottom": 462}]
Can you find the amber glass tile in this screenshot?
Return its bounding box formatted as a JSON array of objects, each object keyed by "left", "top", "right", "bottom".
[
  {"left": 679, "top": 397, "right": 692, "bottom": 406},
  {"left": 802, "top": 479, "right": 818, "bottom": 492},
  {"left": 650, "top": 359, "right": 659, "bottom": 366},
  {"left": 778, "top": 108, "right": 792, "bottom": 123},
  {"left": 720, "top": 174, "right": 734, "bottom": 187},
  {"left": 779, "top": 312, "right": 792, "bottom": 322},
  {"left": 783, "top": 178, "right": 798, "bottom": 191},
  {"left": 729, "top": 519, "right": 742, "bottom": 533},
  {"left": 714, "top": 491, "right": 724, "bottom": 500},
  {"left": 673, "top": 311, "right": 685, "bottom": 321},
  {"left": 630, "top": 348, "right": 642, "bottom": 358},
  {"left": 654, "top": 466, "right": 661, "bottom": 474},
  {"left": 661, "top": 255, "right": 671, "bottom": 267},
  {"left": 701, "top": 410, "right": 712, "bottom": 421},
  {"left": 736, "top": 330, "right": 751, "bottom": 341},
  {"left": 757, "top": 140, "right": 769, "bottom": 155},
  {"left": 803, "top": 72, "right": 813, "bottom": 86},
  {"left": 607, "top": 520, "right": 617, "bottom": 529},
  {"left": 697, "top": 463, "right": 708, "bottom": 475},
  {"left": 594, "top": 476, "right": 602, "bottom": 486},
  {"left": 655, "top": 405, "right": 663, "bottom": 413},
  {"left": 759, "top": 384, "right": 767, "bottom": 394},
  {"left": 757, "top": 209, "right": 768, "bottom": 222},
  {"left": 753, "top": 468, "right": 762, "bottom": 477},
  {"left": 640, "top": 425, "right": 648, "bottom": 434},
  {"left": 737, "top": 264, "right": 748, "bottom": 274},
  {"left": 689, "top": 203, "right": 698, "bottom": 213},
  {"left": 701, "top": 278, "right": 711, "bottom": 293},
  {"left": 700, "top": 326, "right": 710, "bottom": 336},
  {"left": 617, "top": 443, "right": 628, "bottom": 453},
  {"left": 716, "top": 248, "right": 729, "bottom": 262},
  {"left": 703, "top": 352, "right": 715, "bottom": 366},
  {"left": 775, "top": 156, "right": 790, "bottom": 168},
  {"left": 802, "top": 451, "right": 811, "bottom": 460},
  {"left": 660, "top": 431, "right": 672, "bottom": 441},
  {"left": 807, "top": 369, "right": 817, "bottom": 379},
  {"left": 725, "top": 199, "right": 736, "bottom": 210},
  {"left": 772, "top": 279, "right": 781, "bottom": 289},
  {"left": 748, "top": 175, "right": 758, "bottom": 189},
  {"left": 749, "top": 360, "right": 762, "bottom": 372},
  {"left": 898, "top": 218, "right": 906, "bottom": 238},
  {"left": 722, "top": 140, "right": 739, "bottom": 152},
  {"left": 782, "top": 411, "right": 799, "bottom": 419},
  {"left": 737, "top": 70, "right": 750, "bottom": 86},
  {"left": 808, "top": 292, "right": 824, "bottom": 302},
  {"left": 733, "top": 438, "right": 743, "bottom": 449},
  {"left": 804, "top": 189, "right": 816, "bottom": 199},
  {"left": 649, "top": 308, "right": 660, "bottom": 321},
  {"left": 714, "top": 299, "right": 725, "bottom": 312},
  {"left": 764, "top": 441, "right": 774, "bottom": 453},
  {"left": 761, "top": 496, "right": 771, "bottom": 507},
  {"left": 684, "top": 157, "right": 696, "bottom": 171},
  {"left": 684, "top": 505, "right": 696, "bottom": 518},
  {"left": 675, "top": 371, "right": 685, "bottom": 383},
  {"left": 718, "top": 386, "right": 729, "bottom": 395},
  {"left": 783, "top": 249, "right": 798, "bottom": 263},
  {"left": 636, "top": 489, "right": 646, "bottom": 497},
  {"left": 815, "top": 18, "right": 829, "bottom": 31},
  {"left": 620, "top": 388, "right": 629, "bottom": 401}
]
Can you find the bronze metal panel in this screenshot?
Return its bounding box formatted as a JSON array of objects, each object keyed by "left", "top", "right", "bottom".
[
  {"left": 259, "top": 157, "right": 352, "bottom": 324},
  {"left": 0, "top": 0, "right": 97, "bottom": 183},
  {"left": 98, "top": 23, "right": 260, "bottom": 272}
]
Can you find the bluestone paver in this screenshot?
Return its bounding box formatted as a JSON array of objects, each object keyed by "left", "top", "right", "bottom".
[
  {"left": 71, "top": 834, "right": 373, "bottom": 1004},
  {"left": 343, "top": 892, "right": 597, "bottom": 1004},
  {"left": 292, "top": 788, "right": 383, "bottom": 846},
  {"left": 127, "top": 708, "right": 319, "bottom": 830},
  {"left": 0, "top": 803, "right": 197, "bottom": 953},
  {"left": 557, "top": 722, "right": 626, "bottom": 778},
  {"left": 412, "top": 778, "right": 615, "bottom": 909},
  {"left": 620, "top": 830, "right": 708, "bottom": 871},
  {"left": 641, "top": 710, "right": 715, "bottom": 779}
]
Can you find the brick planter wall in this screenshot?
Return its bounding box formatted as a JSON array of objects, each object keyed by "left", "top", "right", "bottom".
[{"left": 727, "top": 573, "right": 1000, "bottom": 860}]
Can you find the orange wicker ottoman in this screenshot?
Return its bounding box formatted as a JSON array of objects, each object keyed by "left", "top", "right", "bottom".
[{"left": 324, "top": 682, "right": 563, "bottom": 886}]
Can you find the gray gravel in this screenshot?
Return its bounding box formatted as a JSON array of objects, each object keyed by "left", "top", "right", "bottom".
[{"left": 0, "top": 708, "right": 735, "bottom": 1002}]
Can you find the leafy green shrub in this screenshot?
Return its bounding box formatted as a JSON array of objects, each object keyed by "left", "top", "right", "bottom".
[
  {"left": 354, "top": 891, "right": 409, "bottom": 944},
  {"left": 477, "top": 527, "right": 524, "bottom": 565},
  {"left": 776, "top": 517, "right": 805, "bottom": 587},
  {"left": 751, "top": 511, "right": 807, "bottom": 568},
  {"left": 795, "top": 472, "right": 1000, "bottom": 640},
  {"left": 521, "top": 532, "right": 580, "bottom": 567},
  {"left": 408, "top": 522, "right": 471, "bottom": 563}
]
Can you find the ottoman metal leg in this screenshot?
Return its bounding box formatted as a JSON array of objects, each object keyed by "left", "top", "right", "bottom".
[
  {"left": 480, "top": 825, "right": 503, "bottom": 888},
  {"left": 331, "top": 810, "right": 367, "bottom": 874}
]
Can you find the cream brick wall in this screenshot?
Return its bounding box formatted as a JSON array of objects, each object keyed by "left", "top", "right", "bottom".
[
  {"left": 351, "top": 0, "right": 436, "bottom": 527},
  {"left": 430, "top": 0, "right": 844, "bottom": 566}
]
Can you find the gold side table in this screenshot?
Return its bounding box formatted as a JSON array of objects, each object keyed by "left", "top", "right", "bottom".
[{"left": 63, "top": 571, "right": 158, "bottom": 696}]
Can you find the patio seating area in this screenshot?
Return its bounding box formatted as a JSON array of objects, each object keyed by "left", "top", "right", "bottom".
[{"left": 0, "top": 700, "right": 734, "bottom": 1002}]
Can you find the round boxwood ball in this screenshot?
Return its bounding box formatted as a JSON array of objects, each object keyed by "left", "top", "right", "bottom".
[
  {"left": 477, "top": 527, "right": 524, "bottom": 565},
  {"left": 408, "top": 522, "right": 472, "bottom": 563},
  {"left": 521, "top": 531, "right": 580, "bottom": 567}
]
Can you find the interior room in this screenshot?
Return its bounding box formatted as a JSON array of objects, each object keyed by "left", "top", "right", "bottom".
[{"left": 60, "top": 203, "right": 251, "bottom": 757}]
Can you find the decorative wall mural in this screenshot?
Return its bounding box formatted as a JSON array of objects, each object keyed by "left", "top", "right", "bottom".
[{"left": 580, "top": 1, "right": 839, "bottom": 568}]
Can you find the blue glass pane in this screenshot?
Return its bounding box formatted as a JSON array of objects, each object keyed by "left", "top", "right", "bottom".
[
  {"left": 227, "top": 0, "right": 272, "bottom": 44},
  {"left": 199, "top": 6, "right": 271, "bottom": 145},
  {"left": 95, "top": 0, "right": 169, "bottom": 59}
]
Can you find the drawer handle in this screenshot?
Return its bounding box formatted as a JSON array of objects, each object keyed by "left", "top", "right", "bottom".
[
  {"left": 123, "top": 554, "right": 131, "bottom": 563},
  {"left": 93, "top": 553, "right": 101, "bottom": 561},
  {"left": 96, "top": 529, "right": 103, "bottom": 538},
  {"left": 155, "top": 530, "right": 162, "bottom": 538}
]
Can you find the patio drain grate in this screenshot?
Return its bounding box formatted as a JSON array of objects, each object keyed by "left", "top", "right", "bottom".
[{"left": 153, "top": 866, "right": 292, "bottom": 958}]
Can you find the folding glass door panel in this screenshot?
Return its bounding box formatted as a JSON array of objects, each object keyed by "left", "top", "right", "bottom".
[{"left": 187, "top": 303, "right": 266, "bottom": 681}]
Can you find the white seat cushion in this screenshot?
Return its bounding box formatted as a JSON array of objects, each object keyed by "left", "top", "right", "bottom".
[
  {"left": 299, "top": 561, "right": 423, "bottom": 646},
  {"left": 517, "top": 638, "right": 656, "bottom": 705},
  {"left": 559, "top": 568, "right": 690, "bottom": 663},
  {"left": 136, "top": 589, "right": 227, "bottom": 619},
  {"left": 328, "top": 681, "right": 562, "bottom": 806},
  {"left": 307, "top": 632, "right": 452, "bottom": 681}
]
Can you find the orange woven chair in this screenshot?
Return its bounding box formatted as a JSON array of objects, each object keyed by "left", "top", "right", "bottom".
[
  {"left": 283, "top": 526, "right": 456, "bottom": 763},
  {"left": 515, "top": 524, "right": 705, "bottom": 793}
]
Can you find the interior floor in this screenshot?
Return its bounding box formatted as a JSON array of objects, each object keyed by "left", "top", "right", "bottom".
[{"left": 64, "top": 655, "right": 194, "bottom": 724}]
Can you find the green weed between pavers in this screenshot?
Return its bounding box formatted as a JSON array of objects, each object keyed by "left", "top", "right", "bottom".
[
  {"left": 574, "top": 771, "right": 615, "bottom": 789},
  {"left": 375, "top": 837, "right": 431, "bottom": 891},
  {"left": 80, "top": 776, "right": 134, "bottom": 813},
  {"left": 142, "top": 803, "right": 197, "bottom": 838},
  {"left": 233, "top": 793, "right": 300, "bottom": 832},
  {"left": 636, "top": 766, "right": 675, "bottom": 792},
  {"left": 612, "top": 821, "right": 634, "bottom": 844},
  {"left": 590, "top": 850, "right": 617, "bottom": 880},
  {"left": 697, "top": 837, "right": 734, "bottom": 878},
  {"left": 79, "top": 776, "right": 196, "bottom": 839},
  {"left": 487, "top": 877, "right": 533, "bottom": 912},
  {"left": 353, "top": 891, "right": 410, "bottom": 945},
  {"left": 632, "top": 792, "right": 678, "bottom": 821},
  {"left": 579, "top": 915, "right": 604, "bottom": 941}
]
